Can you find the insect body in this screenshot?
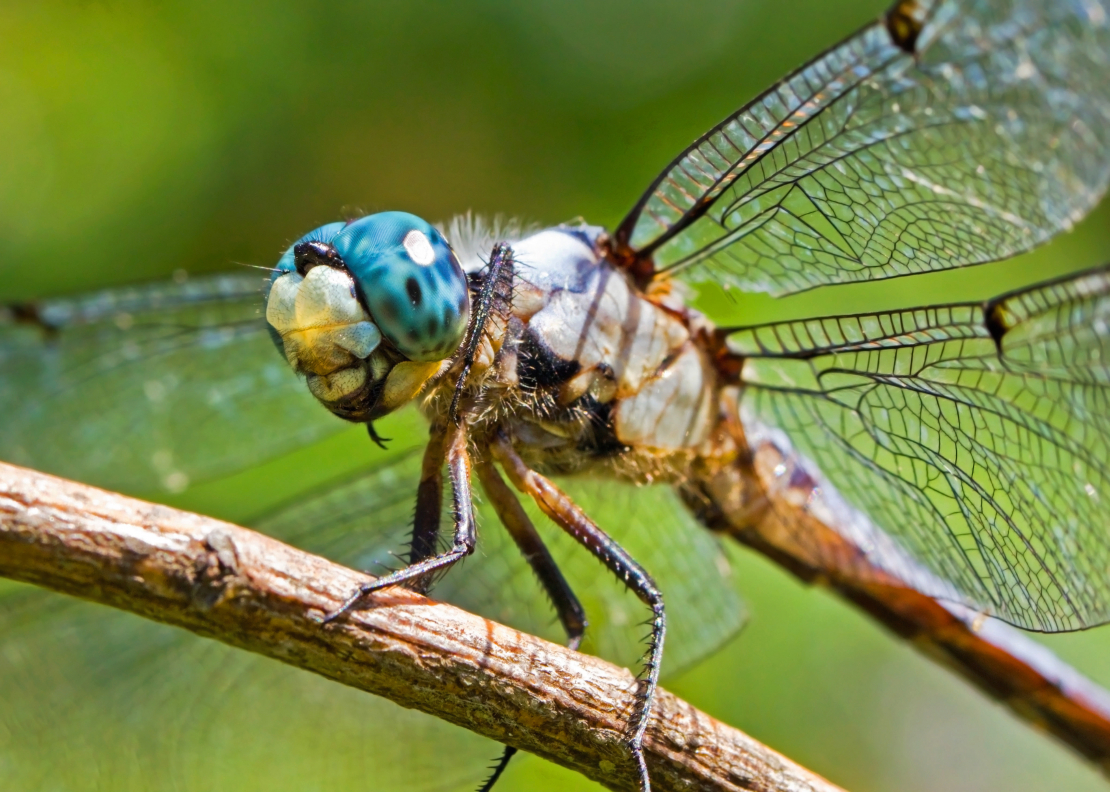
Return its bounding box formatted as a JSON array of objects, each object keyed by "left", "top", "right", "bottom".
[
  {"left": 4, "top": 0, "right": 1110, "bottom": 790},
  {"left": 264, "top": 215, "right": 731, "bottom": 787},
  {"left": 255, "top": 2, "right": 1110, "bottom": 787}
]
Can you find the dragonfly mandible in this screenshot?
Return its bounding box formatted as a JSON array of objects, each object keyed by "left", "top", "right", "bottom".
[{"left": 3, "top": 0, "right": 1110, "bottom": 790}]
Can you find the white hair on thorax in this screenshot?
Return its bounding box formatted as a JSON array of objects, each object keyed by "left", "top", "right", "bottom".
[{"left": 437, "top": 212, "right": 542, "bottom": 274}]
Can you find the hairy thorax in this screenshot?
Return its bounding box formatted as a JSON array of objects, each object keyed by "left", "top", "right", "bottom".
[{"left": 420, "top": 225, "right": 736, "bottom": 486}]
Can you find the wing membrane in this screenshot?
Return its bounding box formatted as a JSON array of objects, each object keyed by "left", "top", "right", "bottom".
[
  {"left": 733, "top": 264, "right": 1110, "bottom": 631},
  {"left": 0, "top": 273, "right": 346, "bottom": 493},
  {"left": 615, "top": 0, "right": 1110, "bottom": 296},
  {"left": 0, "top": 582, "right": 495, "bottom": 792}
]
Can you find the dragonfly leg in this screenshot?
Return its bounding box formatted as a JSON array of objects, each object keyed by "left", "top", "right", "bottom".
[
  {"left": 471, "top": 457, "right": 589, "bottom": 792},
  {"left": 473, "top": 748, "right": 516, "bottom": 792},
  {"left": 475, "top": 458, "right": 588, "bottom": 649},
  {"left": 321, "top": 421, "right": 476, "bottom": 624},
  {"left": 450, "top": 241, "right": 514, "bottom": 422},
  {"left": 408, "top": 423, "right": 449, "bottom": 594},
  {"left": 492, "top": 434, "right": 663, "bottom": 792}
]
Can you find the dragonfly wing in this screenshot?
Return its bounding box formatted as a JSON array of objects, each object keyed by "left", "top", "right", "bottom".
[
  {"left": 615, "top": 0, "right": 1110, "bottom": 296},
  {"left": 256, "top": 450, "right": 746, "bottom": 678},
  {"left": 733, "top": 264, "right": 1110, "bottom": 631},
  {"left": 252, "top": 442, "right": 430, "bottom": 580},
  {"left": 0, "top": 273, "right": 346, "bottom": 494},
  {"left": 0, "top": 578, "right": 493, "bottom": 792}
]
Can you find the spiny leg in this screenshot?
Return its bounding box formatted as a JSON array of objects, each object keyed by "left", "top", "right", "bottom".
[
  {"left": 472, "top": 457, "right": 591, "bottom": 792},
  {"left": 449, "top": 242, "right": 514, "bottom": 422},
  {"left": 409, "top": 424, "right": 449, "bottom": 593},
  {"left": 492, "top": 434, "right": 663, "bottom": 792},
  {"left": 475, "top": 458, "right": 588, "bottom": 649},
  {"left": 321, "top": 421, "right": 476, "bottom": 623},
  {"left": 474, "top": 749, "right": 515, "bottom": 792},
  {"left": 395, "top": 239, "right": 514, "bottom": 574}
]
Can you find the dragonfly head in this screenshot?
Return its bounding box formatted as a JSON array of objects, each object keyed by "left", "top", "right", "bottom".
[{"left": 265, "top": 212, "right": 471, "bottom": 422}]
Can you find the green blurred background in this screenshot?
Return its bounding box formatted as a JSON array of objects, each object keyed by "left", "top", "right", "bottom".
[{"left": 3, "top": 0, "right": 1110, "bottom": 790}]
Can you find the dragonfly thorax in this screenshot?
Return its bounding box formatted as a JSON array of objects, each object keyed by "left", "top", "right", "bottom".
[{"left": 424, "top": 224, "right": 724, "bottom": 482}]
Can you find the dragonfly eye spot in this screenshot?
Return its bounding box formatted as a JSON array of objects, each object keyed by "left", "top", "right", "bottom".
[
  {"left": 265, "top": 213, "right": 471, "bottom": 420},
  {"left": 403, "top": 229, "right": 436, "bottom": 265}
]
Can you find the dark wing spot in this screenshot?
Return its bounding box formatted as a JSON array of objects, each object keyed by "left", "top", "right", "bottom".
[
  {"left": 7, "top": 302, "right": 60, "bottom": 339},
  {"left": 406, "top": 276, "right": 423, "bottom": 306},
  {"left": 984, "top": 301, "right": 1011, "bottom": 353},
  {"left": 10, "top": 302, "right": 46, "bottom": 327},
  {"left": 885, "top": 0, "right": 923, "bottom": 54}
]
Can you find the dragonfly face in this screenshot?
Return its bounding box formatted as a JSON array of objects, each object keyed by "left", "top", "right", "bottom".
[
  {"left": 265, "top": 212, "right": 470, "bottom": 422},
  {"left": 3, "top": 0, "right": 1110, "bottom": 791}
]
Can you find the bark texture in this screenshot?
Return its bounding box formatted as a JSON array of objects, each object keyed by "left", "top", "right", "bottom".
[{"left": 0, "top": 461, "right": 843, "bottom": 792}]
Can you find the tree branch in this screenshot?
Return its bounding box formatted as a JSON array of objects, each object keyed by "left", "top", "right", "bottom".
[{"left": 0, "top": 461, "right": 843, "bottom": 792}]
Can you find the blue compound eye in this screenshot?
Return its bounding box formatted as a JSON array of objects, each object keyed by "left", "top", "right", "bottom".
[{"left": 331, "top": 212, "right": 471, "bottom": 362}]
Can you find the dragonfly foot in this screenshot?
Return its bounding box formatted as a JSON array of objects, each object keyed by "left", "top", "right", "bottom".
[
  {"left": 319, "top": 582, "right": 380, "bottom": 625},
  {"left": 629, "top": 737, "right": 650, "bottom": 792}
]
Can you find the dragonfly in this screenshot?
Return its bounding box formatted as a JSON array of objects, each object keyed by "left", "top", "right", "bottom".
[{"left": 3, "top": 0, "right": 1110, "bottom": 790}]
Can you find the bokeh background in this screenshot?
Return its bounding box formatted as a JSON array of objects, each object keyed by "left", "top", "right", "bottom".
[{"left": 3, "top": 1, "right": 1110, "bottom": 790}]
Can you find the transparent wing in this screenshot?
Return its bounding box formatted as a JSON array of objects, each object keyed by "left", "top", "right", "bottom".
[
  {"left": 733, "top": 263, "right": 1110, "bottom": 631},
  {"left": 257, "top": 451, "right": 747, "bottom": 677},
  {"left": 0, "top": 578, "right": 494, "bottom": 792},
  {"left": 614, "top": 0, "right": 1110, "bottom": 296},
  {"left": 0, "top": 273, "right": 346, "bottom": 494}
]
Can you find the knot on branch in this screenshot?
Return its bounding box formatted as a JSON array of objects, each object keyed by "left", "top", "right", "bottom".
[{"left": 192, "top": 528, "right": 247, "bottom": 611}]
